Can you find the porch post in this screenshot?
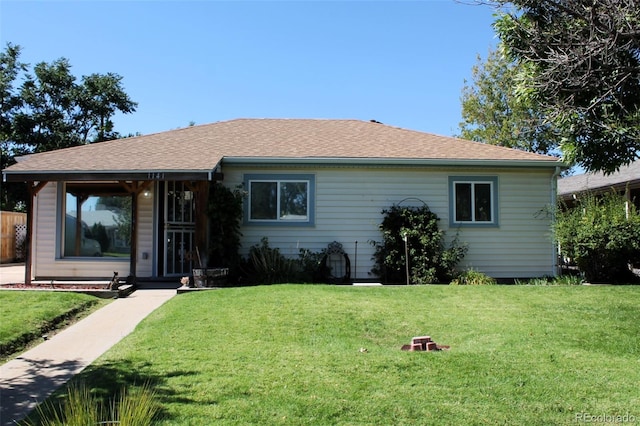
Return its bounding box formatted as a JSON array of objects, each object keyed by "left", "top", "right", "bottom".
[
  {"left": 24, "top": 181, "right": 47, "bottom": 285},
  {"left": 194, "top": 181, "right": 209, "bottom": 267},
  {"left": 129, "top": 190, "right": 137, "bottom": 278},
  {"left": 24, "top": 184, "right": 34, "bottom": 285}
]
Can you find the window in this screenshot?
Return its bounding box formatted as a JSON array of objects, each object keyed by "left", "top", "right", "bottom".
[
  {"left": 245, "top": 174, "right": 315, "bottom": 226},
  {"left": 63, "top": 183, "right": 132, "bottom": 258},
  {"left": 449, "top": 176, "right": 498, "bottom": 227}
]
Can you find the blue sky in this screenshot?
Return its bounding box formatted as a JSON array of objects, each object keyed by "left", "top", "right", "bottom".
[{"left": 1, "top": 0, "right": 500, "bottom": 138}]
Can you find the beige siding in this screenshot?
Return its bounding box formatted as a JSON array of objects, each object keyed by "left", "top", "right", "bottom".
[
  {"left": 224, "top": 165, "right": 556, "bottom": 280},
  {"left": 33, "top": 182, "right": 153, "bottom": 280},
  {"left": 135, "top": 185, "right": 155, "bottom": 277}
]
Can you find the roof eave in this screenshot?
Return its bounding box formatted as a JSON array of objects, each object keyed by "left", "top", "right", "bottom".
[
  {"left": 2, "top": 169, "right": 219, "bottom": 182},
  {"left": 222, "top": 156, "right": 566, "bottom": 168}
]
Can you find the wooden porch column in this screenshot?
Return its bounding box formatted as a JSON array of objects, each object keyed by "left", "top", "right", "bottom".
[
  {"left": 24, "top": 181, "right": 47, "bottom": 285},
  {"left": 130, "top": 190, "right": 137, "bottom": 278},
  {"left": 191, "top": 181, "right": 210, "bottom": 267}
]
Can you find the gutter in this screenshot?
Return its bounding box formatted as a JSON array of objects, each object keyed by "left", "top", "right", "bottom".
[
  {"left": 551, "top": 166, "right": 562, "bottom": 276},
  {"left": 222, "top": 156, "right": 565, "bottom": 169}
]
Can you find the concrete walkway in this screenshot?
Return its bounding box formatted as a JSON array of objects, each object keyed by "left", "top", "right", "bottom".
[{"left": 0, "top": 280, "right": 176, "bottom": 425}]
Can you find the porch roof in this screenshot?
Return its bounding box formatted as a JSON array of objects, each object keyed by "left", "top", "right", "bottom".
[{"left": 3, "top": 118, "right": 563, "bottom": 182}]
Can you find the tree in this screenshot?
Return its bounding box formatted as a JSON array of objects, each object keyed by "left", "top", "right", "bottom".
[
  {"left": 492, "top": 0, "right": 640, "bottom": 173},
  {"left": 459, "top": 44, "right": 559, "bottom": 155},
  {"left": 0, "top": 44, "right": 27, "bottom": 211},
  {"left": 13, "top": 58, "right": 81, "bottom": 152},
  {"left": 0, "top": 43, "right": 137, "bottom": 210},
  {"left": 76, "top": 73, "right": 137, "bottom": 142}
]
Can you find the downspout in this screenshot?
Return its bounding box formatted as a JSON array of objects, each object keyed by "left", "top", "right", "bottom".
[{"left": 551, "top": 166, "right": 562, "bottom": 277}]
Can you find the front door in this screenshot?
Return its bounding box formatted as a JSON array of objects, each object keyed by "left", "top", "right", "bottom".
[{"left": 164, "top": 182, "right": 196, "bottom": 276}]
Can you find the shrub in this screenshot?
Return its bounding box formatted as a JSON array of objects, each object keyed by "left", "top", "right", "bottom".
[
  {"left": 207, "top": 183, "right": 245, "bottom": 281},
  {"left": 297, "top": 247, "right": 330, "bottom": 283},
  {"left": 23, "top": 382, "right": 159, "bottom": 425},
  {"left": 450, "top": 269, "right": 496, "bottom": 285},
  {"left": 243, "top": 238, "right": 297, "bottom": 284},
  {"left": 371, "top": 204, "right": 467, "bottom": 284},
  {"left": 555, "top": 192, "right": 640, "bottom": 283},
  {"left": 554, "top": 274, "right": 583, "bottom": 286},
  {"left": 241, "top": 239, "right": 331, "bottom": 285},
  {"left": 514, "top": 275, "right": 583, "bottom": 286}
]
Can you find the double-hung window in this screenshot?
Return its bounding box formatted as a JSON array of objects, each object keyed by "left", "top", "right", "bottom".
[
  {"left": 245, "top": 174, "right": 315, "bottom": 226},
  {"left": 449, "top": 176, "right": 498, "bottom": 227}
]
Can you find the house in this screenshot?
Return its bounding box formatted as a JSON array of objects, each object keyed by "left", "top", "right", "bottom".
[
  {"left": 557, "top": 160, "right": 640, "bottom": 209},
  {"left": 2, "top": 119, "right": 565, "bottom": 284}
]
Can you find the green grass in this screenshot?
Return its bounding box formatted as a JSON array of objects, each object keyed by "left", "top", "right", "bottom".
[
  {"left": 51, "top": 285, "right": 640, "bottom": 425},
  {"left": 0, "top": 291, "right": 108, "bottom": 361}
]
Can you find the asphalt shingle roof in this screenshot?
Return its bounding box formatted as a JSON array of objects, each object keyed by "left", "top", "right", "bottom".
[
  {"left": 4, "top": 119, "right": 561, "bottom": 175},
  {"left": 558, "top": 160, "right": 640, "bottom": 196}
]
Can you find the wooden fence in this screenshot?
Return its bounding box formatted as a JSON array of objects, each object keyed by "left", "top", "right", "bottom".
[{"left": 1, "top": 211, "right": 27, "bottom": 263}]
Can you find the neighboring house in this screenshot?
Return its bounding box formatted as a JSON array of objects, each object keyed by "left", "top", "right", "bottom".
[
  {"left": 2, "top": 119, "right": 565, "bottom": 284},
  {"left": 558, "top": 161, "right": 640, "bottom": 209}
]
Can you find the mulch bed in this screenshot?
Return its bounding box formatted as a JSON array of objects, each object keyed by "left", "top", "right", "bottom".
[
  {"left": 0, "top": 283, "right": 135, "bottom": 298},
  {"left": 2, "top": 283, "right": 108, "bottom": 290}
]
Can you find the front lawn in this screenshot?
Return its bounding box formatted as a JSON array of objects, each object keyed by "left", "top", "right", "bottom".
[
  {"left": 47, "top": 285, "right": 640, "bottom": 425},
  {"left": 0, "top": 291, "right": 108, "bottom": 361}
]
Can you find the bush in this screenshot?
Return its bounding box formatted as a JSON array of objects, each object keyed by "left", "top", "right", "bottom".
[
  {"left": 23, "top": 382, "right": 159, "bottom": 425},
  {"left": 555, "top": 192, "right": 640, "bottom": 283},
  {"left": 297, "top": 247, "right": 330, "bottom": 283},
  {"left": 242, "top": 238, "right": 297, "bottom": 284},
  {"left": 450, "top": 269, "right": 496, "bottom": 285},
  {"left": 241, "top": 239, "right": 331, "bottom": 285},
  {"left": 514, "top": 275, "right": 583, "bottom": 286},
  {"left": 207, "top": 183, "right": 245, "bottom": 281},
  {"left": 371, "top": 204, "right": 467, "bottom": 284}
]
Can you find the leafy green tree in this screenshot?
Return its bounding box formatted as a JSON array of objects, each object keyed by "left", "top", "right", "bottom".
[
  {"left": 0, "top": 44, "right": 27, "bottom": 211},
  {"left": 75, "top": 73, "right": 137, "bottom": 142},
  {"left": 459, "top": 45, "right": 559, "bottom": 155},
  {"left": 0, "top": 43, "right": 137, "bottom": 211},
  {"left": 13, "top": 58, "right": 80, "bottom": 152},
  {"left": 492, "top": 0, "right": 640, "bottom": 173}
]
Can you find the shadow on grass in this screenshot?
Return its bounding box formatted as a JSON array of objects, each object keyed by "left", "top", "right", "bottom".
[{"left": 21, "top": 359, "right": 202, "bottom": 424}]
